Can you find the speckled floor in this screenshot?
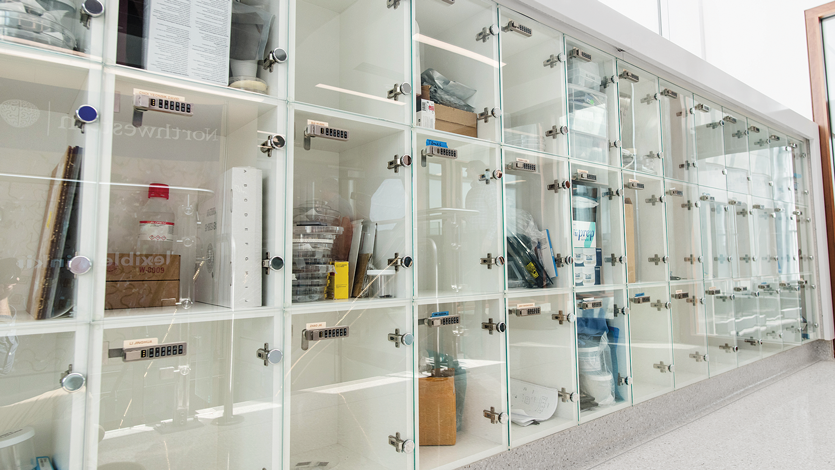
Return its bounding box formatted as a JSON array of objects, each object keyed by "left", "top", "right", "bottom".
[{"left": 591, "top": 360, "right": 835, "bottom": 470}]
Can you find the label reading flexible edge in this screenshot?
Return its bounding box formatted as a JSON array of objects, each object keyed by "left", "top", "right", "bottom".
[{"left": 426, "top": 139, "right": 448, "bottom": 148}]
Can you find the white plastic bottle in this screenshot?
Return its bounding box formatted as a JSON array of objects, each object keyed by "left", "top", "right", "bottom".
[{"left": 138, "top": 183, "right": 175, "bottom": 254}]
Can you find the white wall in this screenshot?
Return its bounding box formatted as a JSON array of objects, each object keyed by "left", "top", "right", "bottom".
[{"left": 598, "top": 0, "right": 820, "bottom": 120}]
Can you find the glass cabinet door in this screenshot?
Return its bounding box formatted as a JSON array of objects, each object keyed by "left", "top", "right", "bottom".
[
  {"left": 414, "top": 0, "right": 501, "bottom": 142},
  {"left": 747, "top": 120, "right": 772, "bottom": 199},
  {"left": 774, "top": 202, "right": 799, "bottom": 276},
  {"left": 575, "top": 288, "right": 631, "bottom": 421},
  {"left": 290, "top": 306, "right": 412, "bottom": 470},
  {"left": 750, "top": 197, "right": 778, "bottom": 278},
  {"left": 0, "top": 329, "right": 88, "bottom": 469},
  {"left": 779, "top": 276, "right": 803, "bottom": 346},
  {"left": 570, "top": 163, "right": 626, "bottom": 287},
  {"left": 659, "top": 81, "right": 697, "bottom": 183},
  {"left": 669, "top": 281, "right": 709, "bottom": 387},
  {"left": 800, "top": 274, "right": 820, "bottom": 341},
  {"left": 499, "top": 9, "right": 568, "bottom": 156},
  {"left": 722, "top": 109, "right": 749, "bottom": 194},
  {"left": 105, "top": 75, "right": 285, "bottom": 316},
  {"left": 665, "top": 182, "right": 704, "bottom": 281},
  {"left": 95, "top": 316, "right": 283, "bottom": 469},
  {"left": 417, "top": 299, "right": 506, "bottom": 469},
  {"left": 290, "top": 108, "right": 411, "bottom": 304},
  {"left": 416, "top": 132, "right": 503, "bottom": 297},
  {"left": 770, "top": 131, "right": 794, "bottom": 203},
  {"left": 117, "top": 0, "right": 284, "bottom": 96},
  {"left": 698, "top": 189, "right": 732, "bottom": 280},
  {"left": 622, "top": 173, "right": 667, "bottom": 283},
  {"left": 728, "top": 193, "right": 752, "bottom": 279},
  {"left": 0, "top": 56, "right": 99, "bottom": 324},
  {"left": 693, "top": 96, "right": 726, "bottom": 190},
  {"left": 617, "top": 63, "right": 662, "bottom": 175},
  {"left": 294, "top": 0, "right": 410, "bottom": 122},
  {"left": 504, "top": 150, "right": 573, "bottom": 289},
  {"left": 796, "top": 205, "right": 815, "bottom": 274},
  {"left": 732, "top": 280, "right": 762, "bottom": 366},
  {"left": 703, "top": 280, "right": 738, "bottom": 376},
  {"left": 0, "top": 0, "right": 103, "bottom": 59},
  {"left": 626, "top": 284, "right": 674, "bottom": 403},
  {"left": 755, "top": 279, "right": 783, "bottom": 357},
  {"left": 790, "top": 138, "right": 811, "bottom": 205},
  {"left": 565, "top": 38, "right": 619, "bottom": 166},
  {"left": 507, "top": 293, "right": 578, "bottom": 447}
]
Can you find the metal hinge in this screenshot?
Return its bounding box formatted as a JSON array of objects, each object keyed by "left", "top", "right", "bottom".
[
  {"left": 651, "top": 300, "right": 671, "bottom": 311},
  {"left": 654, "top": 361, "right": 674, "bottom": 373},
  {"left": 604, "top": 253, "right": 623, "bottom": 266},
  {"left": 388, "top": 253, "right": 413, "bottom": 271},
  {"left": 388, "top": 329, "right": 414, "bottom": 348},
  {"left": 481, "top": 253, "right": 505, "bottom": 269},
  {"left": 546, "top": 125, "right": 569, "bottom": 139},
  {"left": 719, "top": 343, "right": 738, "bottom": 353},
  {"left": 483, "top": 407, "right": 507, "bottom": 424},
  {"left": 262, "top": 253, "right": 284, "bottom": 274},
  {"left": 689, "top": 351, "right": 708, "bottom": 362},
  {"left": 388, "top": 432, "right": 415, "bottom": 453},
  {"left": 543, "top": 53, "right": 566, "bottom": 68},
  {"left": 476, "top": 24, "right": 499, "bottom": 42},
  {"left": 262, "top": 48, "right": 288, "bottom": 71},
  {"left": 260, "top": 134, "right": 285, "bottom": 157},
  {"left": 618, "top": 373, "right": 633, "bottom": 386},
  {"left": 256, "top": 343, "right": 283, "bottom": 366},
  {"left": 477, "top": 107, "right": 502, "bottom": 123},
  {"left": 554, "top": 253, "right": 573, "bottom": 267},
  {"left": 387, "top": 83, "right": 411, "bottom": 101},
  {"left": 648, "top": 254, "right": 668, "bottom": 265},
  {"left": 388, "top": 154, "right": 412, "bottom": 173},
  {"left": 613, "top": 303, "right": 630, "bottom": 317},
  {"left": 679, "top": 160, "right": 698, "bottom": 170},
  {"left": 645, "top": 195, "right": 663, "bottom": 205},
  {"left": 558, "top": 388, "right": 578, "bottom": 402},
  {"left": 552, "top": 310, "right": 575, "bottom": 324},
  {"left": 482, "top": 318, "right": 507, "bottom": 335}
]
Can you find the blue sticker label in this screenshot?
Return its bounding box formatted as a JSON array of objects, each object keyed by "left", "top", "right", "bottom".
[
  {"left": 431, "top": 311, "right": 450, "bottom": 318},
  {"left": 426, "top": 139, "right": 448, "bottom": 148},
  {"left": 635, "top": 293, "right": 645, "bottom": 297}
]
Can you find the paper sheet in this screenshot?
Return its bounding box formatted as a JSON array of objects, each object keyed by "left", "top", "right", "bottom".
[{"left": 509, "top": 378, "right": 559, "bottom": 426}]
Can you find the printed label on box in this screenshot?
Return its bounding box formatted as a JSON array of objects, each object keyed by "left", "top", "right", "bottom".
[
  {"left": 306, "top": 322, "right": 326, "bottom": 329},
  {"left": 572, "top": 221, "right": 597, "bottom": 248},
  {"left": 124, "top": 338, "right": 159, "bottom": 349}
]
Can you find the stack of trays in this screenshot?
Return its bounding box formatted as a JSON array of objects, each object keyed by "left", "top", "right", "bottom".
[
  {"left": 0, "top": 0, "right": 77, "bottom": 51},
  {"left": 291, "top": 222, "right": 343, "bottom": 302}
]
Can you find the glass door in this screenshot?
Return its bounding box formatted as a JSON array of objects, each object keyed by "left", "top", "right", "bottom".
[
  {"left": 104, "top": 74, "right": 285, "bottom": 317},
  {"left": 659, "top": 80, "right": 697, "bottom": 183},
  {"left": 95, "top": 316, "right": 283, "bottom": 469},
  {"left": 622, "top": 172, "right": 668, "bottom": 283},
  {"left": 570, "top": 162, "right": 626, "bottom": 287},
  {"left": 416, "top": 132, "right": 503, "bottom": 297},
  {"left": 565, "top": 38, "right": 619, "bottom": 166},
  {"left": 693, "top": 96, "right": 725, "bottom": 190},
  {"left": 728, "top": 193, "right": 752, "bottom": 279},
  {"left": 665, "top": 182, "right": 704, "bottom": 282},
  {"left": 294, "top": 0, "right": 411, "bottom": 122},
  {"left": 722, "top": 109, "right": 749, "bottom": 194},
  {"left": 504, "top": 149, "right": 573, "bottom": 289},
  {"left": 698, "top": 189, "right": 732, "bottom": 280},
  {"left": 790, "top": 138, "right": 811, "bottom": 205},
  {"left": 750, "top": 197, "right": 778, "bottom": 278},
  {"left": 0, "top": 55, "right": 99, "bottom": 325},
  {"left": 289, "top": 107, "right": 411, "bottom": 304},
  {"left": 507, "top": 292, "right": 578, "bottom": 447},
  {"left": 747, "top": 119, "right": 772, "bottom": 199},
  {"left": 626, "top": 284, "right": 674, "bottom": 403},
  {"left": 417, "top": 299, "right": 507, "bottom": 469},
  {"left": 779, "top": 276, "right": 803, "bottom": 346},
  {"left": 669, "top": 281, "right": 709, "bottom": 388},
  {"left": 617, "top": 62, "right": 662, "bottom": 176},
  {"left": 774, "top": 202, "right": 799, "bottom": 276},
  {"left": 0, "top": 328, "right": 88, "bottom": 469},
  {"left": 703, "top": 279, "right": 738, "bottom": 376},
  {"left": 770, "top": 131, "right": 794, "bottom": 203},
  {"left": 499, "top": 8, "right": 568, "bottom": 156},
  {"left": 732, "top": 279, "right": 762, "bottom": 366},
  {"left": 575, "top": 288, "right": 631, "bottom": 421},
  {"left": 800, "top": 274, "right": 820, "bottom": 341},
  {"left": 289, "top": 306, "right": 413, "bottom": 470},
  {"left": 414, "top": 0, "right": 501, "bottom": 142},
  {"left": 756, "top": 279, "right": 783, "bottom": 357}
]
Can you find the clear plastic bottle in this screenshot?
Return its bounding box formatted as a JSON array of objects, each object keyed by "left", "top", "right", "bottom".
[{"left": 137, "top": 183, "right": 175, "bottom": 254}]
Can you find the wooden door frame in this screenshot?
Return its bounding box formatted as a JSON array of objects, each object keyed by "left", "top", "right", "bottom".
[{"left": 806, "top": 2, "right": 835, "bottom": 329}]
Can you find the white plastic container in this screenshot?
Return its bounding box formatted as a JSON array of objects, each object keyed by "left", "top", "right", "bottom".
[
  {"left": 580, "top": 370, "right": 615, "bottom": 405},
  {"left": 577, "top": 344, "right": 603, "bottom": 372},
  {"left": 0, "top": 427, "right": 35, "bottom": 470}
]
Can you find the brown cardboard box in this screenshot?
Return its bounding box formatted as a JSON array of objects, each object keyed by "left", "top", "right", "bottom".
[
  {"left": 434, "top": 103, "right": 477, "bottom": 138},
  {"left": 419, "top": 376, "right": 457, "bottom": 446},
  {"left": 105, "top": 281, "right": 180, "bottom": 309},
  {"left": 105, "top": 253, "right": 180, "bottom": 309},
  {"left": 623, "top": 199, "right": 637, "bottom": 283}
]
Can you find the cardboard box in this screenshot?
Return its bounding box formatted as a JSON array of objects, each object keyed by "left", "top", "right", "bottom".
[
  {"left": 624, "top": 199, "right": 637, "bottom": 283},
  {"left": 419, "top": 376, "right": 457, "bottom": 446},
  {"left": 105, "top": 253, "right": 180, "bottom": 309},
  {"left": 105, "top": 280, "right": 179, "bottom": 309},
  {"left": 434, "top": 103, "right": 477, "bottom": 138}
]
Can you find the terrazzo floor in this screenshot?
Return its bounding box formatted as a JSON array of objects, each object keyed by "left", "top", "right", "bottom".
[{"left": 591, "top": 360, "right": 835, "bottom": 470}]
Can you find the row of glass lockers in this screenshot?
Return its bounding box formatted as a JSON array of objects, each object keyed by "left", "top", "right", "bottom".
[{"left": 0, "top": 0, "right": 822, "bottom": 467}]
